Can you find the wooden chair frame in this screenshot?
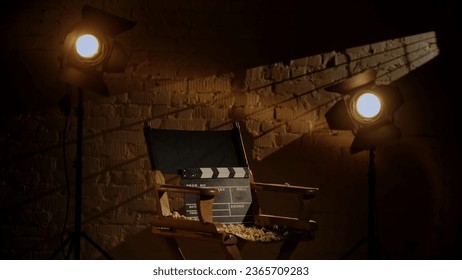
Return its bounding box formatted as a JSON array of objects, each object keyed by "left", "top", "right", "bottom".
[{"left": 144, "top": 122, "right": 318, "bottom": 259}]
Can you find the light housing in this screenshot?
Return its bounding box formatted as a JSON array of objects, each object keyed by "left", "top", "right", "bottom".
[
  {"left": 59, "top": 5, "right": 136, "bottom": 95},
  {"left": 324, "top": 69, "right": 403, "bottom": 154}
]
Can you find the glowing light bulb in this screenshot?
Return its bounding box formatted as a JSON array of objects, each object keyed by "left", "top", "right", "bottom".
[
  {"left": 355, "top": 92, "right": 381, "bottom": 119},
  {"left": 75, "top": 34, "right": 100, "bottom": 58}
]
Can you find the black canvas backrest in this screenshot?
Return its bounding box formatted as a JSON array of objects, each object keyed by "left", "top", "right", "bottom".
[
  {"left": 143, "top": 122, "right": 249, "bottom": 174},
  {"left": 144, "top": 122, "right": 253, "bottom": 224}
]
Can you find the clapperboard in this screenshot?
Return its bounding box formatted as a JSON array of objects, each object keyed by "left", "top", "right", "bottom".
[{"left": 181, "top": 167, "right": 253, "bottom": 224}]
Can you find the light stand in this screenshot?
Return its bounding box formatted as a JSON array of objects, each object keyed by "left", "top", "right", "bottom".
[
  {"left": 340, "top": 147, "right": 389, "bottom": 259},
  {"left": 50, "top": 87, "right": 112, "bottom": 260},
  {"left": 49, "top": 5, "right": 135, "bottom": 259},
  {"left": 323, "top": 69, "right": 403, "bottom": 259}
]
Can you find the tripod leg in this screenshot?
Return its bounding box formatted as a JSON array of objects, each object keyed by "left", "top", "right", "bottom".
[
  {"left": 340, "top": 236, "right": 368, "bottom": 259},
  {"left": 81, "top": 232, "right": 113, "bottom": 259},
  {"left": 370, "top": 236, "right": 390, "bottom": 259},
  {"left": 379, "top": 245, "right": 391, "bottom": 259},
  {"left": 49, "top": 235, "right": 73, "bottom": 259},
  {"left": 65, "top": 240, "right": 75, "bottom": 259}
]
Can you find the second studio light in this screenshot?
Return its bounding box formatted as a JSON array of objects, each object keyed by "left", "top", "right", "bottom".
[{"left": 324, "top": 69, "right": 404, "bottom": 154}]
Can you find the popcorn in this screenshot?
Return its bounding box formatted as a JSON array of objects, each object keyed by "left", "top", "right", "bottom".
[
  {"left": 167, "top": 212, "right": 286, "bottom": 242},
  {"left": 222, "top": 224, "right": 285, "bottom": 242}
]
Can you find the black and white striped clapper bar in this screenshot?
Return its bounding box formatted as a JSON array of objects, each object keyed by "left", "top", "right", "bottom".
[
  {"left": 181, "top": 167, "right": 248, "bottom": 179},
  {"left": 181, "top": 167, "right": 253, "bottom": 224}
]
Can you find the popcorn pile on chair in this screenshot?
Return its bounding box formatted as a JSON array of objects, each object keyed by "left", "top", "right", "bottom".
[{"left": 168, "top": 211, "right": 287, "bottom": 242}]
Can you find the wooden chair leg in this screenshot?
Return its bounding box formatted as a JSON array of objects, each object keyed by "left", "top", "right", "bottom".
[
  {"left": 220, "top": 234, "right": 243, "bottom": 260},
  {"left": 165, "top": 237, "right": 185, "bottom": 259},
  {"left": 223, "top": 244, "right": 241, "bottom": 260}
]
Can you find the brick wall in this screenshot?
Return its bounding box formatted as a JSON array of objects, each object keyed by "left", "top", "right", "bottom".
[{"left": 0, "top": 0, "right": 452, "bottom": 259}]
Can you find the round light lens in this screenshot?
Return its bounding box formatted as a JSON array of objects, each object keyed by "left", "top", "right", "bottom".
[
  {"left": 75, "top": 34, "right": 100, "bottom": 58},
  {"left": 355, "top": 92, "right": 381, "bottom": 119}
]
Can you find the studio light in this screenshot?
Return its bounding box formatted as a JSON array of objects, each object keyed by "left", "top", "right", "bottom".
[
  {"left": 324, "top": 69, "right": 403, "bottom": 154},
  {"left": 59, "top": 5, "right": 136, "bottom": 95},
  {"left": 324, "top": 69, "right": 404, "bottom": 259},
  {"left": 50, "top": 5, "right": 135, "bottom": 260}
]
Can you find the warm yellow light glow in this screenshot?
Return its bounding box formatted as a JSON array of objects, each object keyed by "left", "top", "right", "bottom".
[
  {"left": 75, "top": 34, "right": 100, "bottom": 58},
  {"left": 355, "top": 92, "right": 381, "bottom": 119}
]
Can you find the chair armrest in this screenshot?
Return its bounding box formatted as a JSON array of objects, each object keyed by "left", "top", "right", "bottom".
[
  {"left": 159, "top": 184, "right": 220, "bottom": 197},
  {"left": 251, "top": 182, "right": 318, "bottom": 221},
  {"left": 254, "top": 214, "right": 318, "bottom": 232},
  {"left": 251, "top": 182, "right": 318, "bottom": 198}
]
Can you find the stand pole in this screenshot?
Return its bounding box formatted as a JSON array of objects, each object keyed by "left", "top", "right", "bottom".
[
  {"left": 340, "top": 148, "right": 388, "bottom": 260},
  {"left": 74, "top": 87, "right": 84, "bottom": 259},
  {"left": 367, "top": 147, "right": 378, "bottom": 259},
  {"left": 50, "top": 87, "right": 112, "bottom": 260}
]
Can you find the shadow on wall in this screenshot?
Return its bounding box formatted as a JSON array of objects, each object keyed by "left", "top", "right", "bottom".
[
  {"left": 373, "top": 68, "right": 462, "bottom": 259},
  {"left": 249, "top": 133, "right": 370, "bottom": 259},
  {"left": 249, "top": 130, "right": 440, "bottom": 259}
]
